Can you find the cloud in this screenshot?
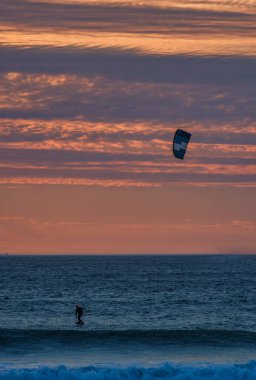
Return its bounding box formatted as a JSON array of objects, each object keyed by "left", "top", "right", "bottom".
[
  {"left": 1, "top": 0, "right": 255, "bottom": 59},
  {"left": 0, "top": 68, "right": 256, "bottom": 124},
  {"left": 1, "top": 46, "right": 256, "bottom": 85},
  {"left": 0, "top": 115, "right": 255, "bottom": 187},
  {"left": 0, "top": 1, "right": 255, "bottom": 190},
  {"left": 1, "top": 147, "right": 256, "bottom": 187},
  {"left": 1, "top": 0, "right": 256, "bottom": 255},
  {"left": 1, "top": 118, "right": 255, "bottom": 146},
  {"left": 2, "top": 0, "right": 255, "bottom": 35}
]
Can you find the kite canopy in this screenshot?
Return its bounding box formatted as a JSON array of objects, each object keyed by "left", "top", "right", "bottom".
[{"left": 172, "top": 129, "right": 191, "bottom": 160}]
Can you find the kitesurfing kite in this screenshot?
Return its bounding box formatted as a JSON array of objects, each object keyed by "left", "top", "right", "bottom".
[{"left": 173, "top": 129, "right": 191, "bottom": 160}]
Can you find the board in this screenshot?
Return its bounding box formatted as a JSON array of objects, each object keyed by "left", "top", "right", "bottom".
[{"left": 75, "top": 320, "right": 84, "bottom": 325}]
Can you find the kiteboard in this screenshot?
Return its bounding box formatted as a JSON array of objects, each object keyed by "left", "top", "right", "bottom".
[{"left": 76, "top": 320, "right": 84, "bottom": 325}]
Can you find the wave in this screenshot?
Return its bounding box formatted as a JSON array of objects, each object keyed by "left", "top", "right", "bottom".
[
  {"left": 1, "top": 362, "right": 256, "bottom": 380},
  {"left": 1, "top": 328, "right": 256, "bottom": 348}
]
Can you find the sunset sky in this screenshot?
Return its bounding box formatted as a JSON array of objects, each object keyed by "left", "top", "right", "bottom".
[{"left": 0, "top": 0, "right": 255, "bottom": 254}]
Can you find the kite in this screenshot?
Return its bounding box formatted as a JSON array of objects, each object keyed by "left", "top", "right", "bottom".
[{"left": 172, "top": 129, "right": 191, "bottom": 160}]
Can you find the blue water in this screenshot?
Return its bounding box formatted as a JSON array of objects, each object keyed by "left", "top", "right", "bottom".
[{"left": 1, "top": 255, "right": 256, "bottom": 378}]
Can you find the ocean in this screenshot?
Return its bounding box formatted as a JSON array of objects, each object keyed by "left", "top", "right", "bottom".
[{"left": 1, "top": 254, "right": 256, "bottom": 379}]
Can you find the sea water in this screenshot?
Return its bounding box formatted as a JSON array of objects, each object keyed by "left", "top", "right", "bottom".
[{"left": 1, "top": 254, "right": 256, "bottom": 379}]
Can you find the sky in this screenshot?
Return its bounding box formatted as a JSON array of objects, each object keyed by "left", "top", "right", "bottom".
[{"left": 0, "top": 0, "right": 255, "bottom": 254}]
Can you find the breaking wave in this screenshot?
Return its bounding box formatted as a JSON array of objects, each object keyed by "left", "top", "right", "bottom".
[{"left": 1, "top": 362, "right": 256, "bottom": 380}]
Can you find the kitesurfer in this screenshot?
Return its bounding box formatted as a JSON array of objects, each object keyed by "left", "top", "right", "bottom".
[{"left": 76, "top": 304, "right": 84, "bottom": 324}]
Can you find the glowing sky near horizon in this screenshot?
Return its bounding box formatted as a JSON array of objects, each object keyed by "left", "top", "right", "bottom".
[{"left": 0, "top": 0, "right": 255, "bottom": 254}]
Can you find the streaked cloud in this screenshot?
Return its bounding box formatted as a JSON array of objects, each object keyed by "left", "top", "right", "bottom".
[
  {"left": 0, "top": 114, "right": 255, "bottom": 188},
  {"left": 0, "top": 64, "right": 255, "bottom": 124},
  {"left": 1, "top": 0, "right": 256, "bottom": 56},
  {"left": 0, "top": 0, "right": 255, "bottom": 253}
]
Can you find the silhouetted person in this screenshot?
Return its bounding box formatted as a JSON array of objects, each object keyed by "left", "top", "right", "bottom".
[{"left": 76, "top": 304, "right": 84, "bottom": 324}]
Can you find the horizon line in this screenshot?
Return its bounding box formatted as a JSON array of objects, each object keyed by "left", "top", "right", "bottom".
[{"left": 1, "top": 253, "right": 255, "bottom": 256}]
